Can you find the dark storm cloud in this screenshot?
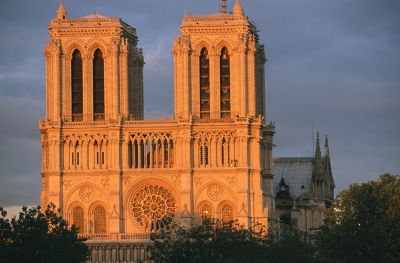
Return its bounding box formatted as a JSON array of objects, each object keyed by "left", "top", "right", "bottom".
[{"left": 0, "top": 0, "right": 399, "bottom": 209}]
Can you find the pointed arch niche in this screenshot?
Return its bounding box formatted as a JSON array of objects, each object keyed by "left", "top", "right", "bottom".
[
  {"left": 72, "top": 206, "right": 85, "bottom": 233},
  {"left": 71, "top": 49, "right": 83, "bottom": 121},
  {"left": 93, "top": 205, "right": 107, "bottom": 234},
  {"left": 199, "top": 48, "right": 210, "bottom": 119},
  {"left": 93, "top": 49, "right": 104, "bottom": 120}
]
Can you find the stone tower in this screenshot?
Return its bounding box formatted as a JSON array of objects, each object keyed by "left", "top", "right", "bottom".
[
  {"left": 40, "top": 1, "right": 144, "bottom": 234},
  {"left": 40, "top": 0, "right": 274, "bottom": 238},
  {"left": 173, "top": 0, "right": 266, "bottom": 120}
]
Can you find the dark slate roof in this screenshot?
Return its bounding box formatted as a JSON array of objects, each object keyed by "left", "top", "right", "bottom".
[{"left": 272, "top": 157, "right": 314, "bottom": 197}]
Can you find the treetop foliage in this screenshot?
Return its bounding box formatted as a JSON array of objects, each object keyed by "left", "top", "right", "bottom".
[
  {"left": 315, "top": 173, "right": 400, "bottom": 263},
  {"left": 0, "top": 204, "right": 88, "bottom": 263},
  {"left": 150, "top": 218, "right": 315, "bottom": 263}
]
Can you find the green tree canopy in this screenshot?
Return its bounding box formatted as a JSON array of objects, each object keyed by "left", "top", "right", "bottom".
[
  {"left": 314, "top": 173, "right": 400, "bottom": 263},
  {"left": 0, "top": 204, "right": 88, "bottom": 263},
  {"left": 150, "top": 219, "right": 315, "bottom": 263}
]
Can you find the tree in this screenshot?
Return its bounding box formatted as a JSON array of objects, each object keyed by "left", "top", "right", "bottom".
[
  {"left": 314, "top": 173, "right": 400, "bottom": 263},
  {"left": 267, "top": 230, "right": 316, "bottom": 263},
  {"left": 0, "top": 204, "right": 89, "bottom": 263},
  {"left": 150, "top": 219, "right": 315, "bottom": 263}
]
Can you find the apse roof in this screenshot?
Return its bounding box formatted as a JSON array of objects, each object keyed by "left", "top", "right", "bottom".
[{"left": 272, "top": 157, "right": 314, "bottom": 198}]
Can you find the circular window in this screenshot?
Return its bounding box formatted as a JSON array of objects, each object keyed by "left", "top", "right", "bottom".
[{"left": 130, "top": 184, "right": 176, "bottom": 229}]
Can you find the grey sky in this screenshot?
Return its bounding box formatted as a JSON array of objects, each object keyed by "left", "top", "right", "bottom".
[{"left": 0, "top": 0, "right": 399, "bottom": 208}]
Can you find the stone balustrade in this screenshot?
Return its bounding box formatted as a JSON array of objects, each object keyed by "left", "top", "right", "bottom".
[{"left": 85, "top": 240, "right": 153, "bottom": 263}]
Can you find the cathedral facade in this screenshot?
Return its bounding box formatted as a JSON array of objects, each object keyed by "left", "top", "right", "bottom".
[
  {"left": 39, "top": 0, "right": 333, "bottom": 251},
  {"left": 40, "top": 0, "right": 275, "bottom": 238}
]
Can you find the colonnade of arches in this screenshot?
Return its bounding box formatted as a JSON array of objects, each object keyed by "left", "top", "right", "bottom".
[
  {"left": 194, "top": 135, "right": 235, "bottom": 168},
  {"left": 64, "top": 138, "right": 109, "bottom": 170},
  {"left": 127, "top": 136, "right": 174, "bottom": 169}
]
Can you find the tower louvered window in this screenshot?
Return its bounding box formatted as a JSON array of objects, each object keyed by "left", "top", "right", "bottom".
[
  {"left": 93, "top": 49, "right": 104, "bottom": 120},
  {"left": 71, "top": 50, "right": 83, "bottom": 121},
  {"left": 200, "top": 48, "right": 210, "bottom": 119},
  {"left": 220, "top": 47, "right": 230, "bottom": 119}
]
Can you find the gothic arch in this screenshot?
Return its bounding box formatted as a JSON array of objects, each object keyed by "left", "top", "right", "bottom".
[
  {"left": 63, "top": 38, "right": 86, "bottom": 59},
  {"left": 196, "top": 200, "right": 214, "bottom": 218},
  {"left": 194, "top": 180, "right": 237, "bottom": 206},
  {"left": 213, "top": 38, "right": 234, "bottom": 55},
  {"left": 88, "top": 200, "right": 109, "bottom": 234},
  {"left": 216, "top": 200, "right": 236, "bottom": 222},
  {"left": 86, "top": 39, "right": 108, "bottom": 59},
  {"left": 192, "top": 37, "right": 213, "bottom": 56},
  {"left": 66, "top": 200, "right": 87, "bottom": 233},
  {"left": 64, "top": 182, "right": 111, "bottom": 211}
]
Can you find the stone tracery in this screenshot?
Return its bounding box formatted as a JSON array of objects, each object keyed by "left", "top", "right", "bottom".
[{"left": 130, "top": 184, "right": 176, "bottom": 229}]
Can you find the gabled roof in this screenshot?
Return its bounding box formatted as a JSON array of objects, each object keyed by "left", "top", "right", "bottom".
[{"left": 272, "top": 157, "right": 314, "bottom": 197}]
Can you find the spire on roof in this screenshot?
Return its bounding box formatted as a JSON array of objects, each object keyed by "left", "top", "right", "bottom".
[
  {"left": 233, "top": 0, "right": 244, "bottom": 16},
  {"left": 56, "top": 0, "right": 67, "bottom": 20},
  {"left": 315, "top": 132, "right": 321, "bottom": 159},
  {"left": 222, "top": 0, "right": 227, "bottom": 13},
  {"left": 324, "top": 134, "right": 330, "bottom": 157}
]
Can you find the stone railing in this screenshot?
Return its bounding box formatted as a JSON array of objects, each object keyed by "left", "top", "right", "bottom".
[
  {"left": 80, "top": 233, "right": 153, "bottom": 263},
  {"left": 127, "top": 113, "right": 175, "bottom": 121},
  {"left": 85, "top": 240, "right": 153, "bottom": 263}
]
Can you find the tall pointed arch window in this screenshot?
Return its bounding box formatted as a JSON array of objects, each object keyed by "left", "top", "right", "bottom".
[
  {"left": 93, "top": 205, "right": 106, "bottom": 233},
  {"left": 93, "top": 49, "right": 104, "bottom": 120},
  {"left": 202, "top": 204, "right": 211, "bottom": 218},
  {"left": 72, "top": 206, "right": 84, "bottom": 233},
  {"left": 221, "top": 204, "right": 233, "bottom": 223},
  {"left": 220, "top": 47, "right": 230, "bottom": 119},
  {"left": 71, "top": 50, "right": 83, "bottom": 121},
  {"left": 199, "top": 48, "right": 210, "bottom": 119}
]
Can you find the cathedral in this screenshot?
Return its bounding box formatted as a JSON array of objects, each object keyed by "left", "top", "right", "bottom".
[{"left": 39, "top": 0, "right": 334, "bottom": 260}]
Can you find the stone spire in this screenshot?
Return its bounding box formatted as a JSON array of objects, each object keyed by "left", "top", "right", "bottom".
[
  {"left": 324, "top": 134, "right": 330, "bottom": 157},
  {"left": 315, "top": 132, "right": 321, "bottom": 160},
  {"left": 233, "top": 0, "right": 244, "bottom": 16},
  {"left": 56, "top": 0, "right": 67, "bottom": 19},
  {"left": 222, "top": 0, "right": 227, "bottom": 13}
]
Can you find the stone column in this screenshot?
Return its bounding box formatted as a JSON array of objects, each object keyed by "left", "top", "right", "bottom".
[
  {"left": 167, "top": 140, "right": 171, "bottom": 168},
  {"left": 122, "top": 138, "right": 128, "bottom": 169},
  {"left": 132, "top": 140, "right": 136, "bottom": 169},
  {"left": 138, "top": 140, "right": 142, "bottom": 169},
  {"left": 155, "top": 141, "right": 159, "bottom": 168},
  {"left": 150, "top": 140, "right": 154, "bottom": 168}
]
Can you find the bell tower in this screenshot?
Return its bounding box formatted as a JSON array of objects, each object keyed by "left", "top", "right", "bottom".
[
  {"left": 172, "top": 0, "right": 266, "bottom": 120},
  {"left": 44, "top": 1, "right": 144, "bottom": 122}
]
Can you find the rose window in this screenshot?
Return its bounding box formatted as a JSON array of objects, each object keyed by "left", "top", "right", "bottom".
[{"left": 131, "top": 184, "right": 176, "bottom": 229}]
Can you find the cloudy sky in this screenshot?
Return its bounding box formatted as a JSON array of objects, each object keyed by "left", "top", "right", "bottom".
[{"left": 0, "top": 0, "right": 399, "bottom": 211}]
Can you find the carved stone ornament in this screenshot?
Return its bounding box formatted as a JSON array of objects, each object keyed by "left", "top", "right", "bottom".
[
  {"left": 171, "top": 174, "right": 181, "bottom": 187},
  {"left": 130, "top": 184, "right": 176, "bottom": 229},
  {"left": 123, "top": 176, "right": 132, "bottom": 185},
  {"left": 195, "top": 177, "right": 203, "bottom": 188},
  {"left": 226, "top": 177, "right": 237, "bottom": 186},
  {"left": 64, "top": 180, "right": 72, "bottom": 191},
  {"left": 79, "top": 184, "right": 95, "bottom": 202},
  {"left": 101, "top": 178, "right": 110, "bottom": 190},
  {"left": 207, "top": 184, "right": 224, "bottom": 201}
]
